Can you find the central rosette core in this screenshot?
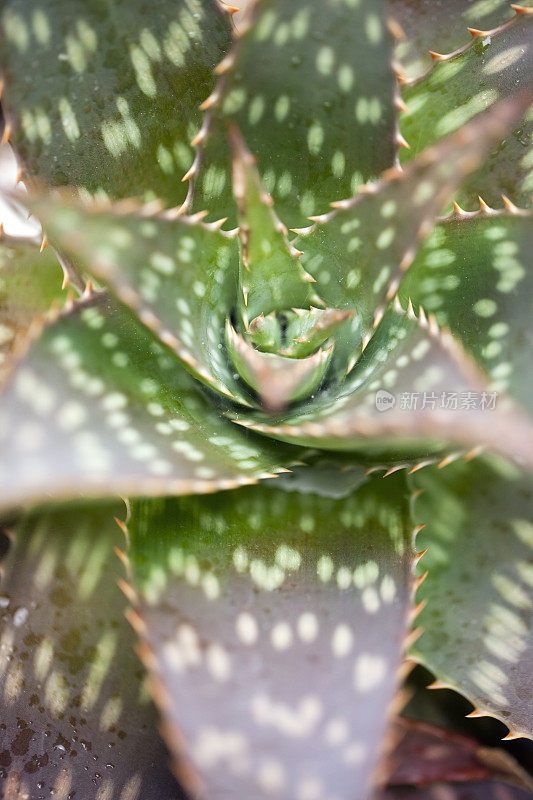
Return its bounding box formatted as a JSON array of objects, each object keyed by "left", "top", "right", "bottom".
[
  {"left": 226, "top": 126, "right": 353, "bottom": 410},
  {"left": 226, "top": 307, "right": 353, "bottom": 411}
]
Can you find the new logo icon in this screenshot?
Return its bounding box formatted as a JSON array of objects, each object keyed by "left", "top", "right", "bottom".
[{"left": 375, "top": 390, "right": 396, "bottom": 412}]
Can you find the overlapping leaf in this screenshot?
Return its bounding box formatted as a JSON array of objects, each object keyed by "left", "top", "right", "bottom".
[
  {"left": 388, "top": 0, "right": 519, "bottom": 81},
  {"left": 400, "top": 10, "right": 533, "bottom": 207},
  {"left": 380, "top": 784, "right": 533, "bottom": 799},
  {"left": 125, "top": 472, "right": 415, "bottom": 800},
  {"left": 0, "top": 295, "right": 295, "bottom": 511},
  {"left": 27, "top": 196, "right": 251, "bottom": 403},
  {"left": 231, "top": 300, "right": 533, "bottom": 468},
  {"left": 0, "top": 502, "right": 182, "bottom": 799},
  {"left": 410, "top": 456, "right": 533, "bottom": 739},
  {"left": 0, "top": 0, "right": 232, "bottom": 206},
  {"left": 229, "top": 128, "right": 317, "bottom": 323},
  {"left": 381, "top": 717, "right": 533, "bottom": 793},
  {"left": 193, "top": 0, "right": 397, "bottom": 227},
  {"left": 294, "top": 92, "right": 530, "bottom": 376},
  {"left": 400, "top": 211, "right": 533, "bottom": 415},
  {"left": 0, "top": 240, "right": 65, "bottom": 385}
]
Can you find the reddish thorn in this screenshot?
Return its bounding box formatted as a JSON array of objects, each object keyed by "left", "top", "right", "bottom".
[
  {"left": 415, "top": 570, "right": 428, "bottom": 588},
  {"left": 478, "top": 195, "right": 491, "bottom": 213},
  {"left": 426, "top": 680, "right": 449, "bottom": 690},
  {"left": 190, "top": 130, "right": 204, "bottom": 147},
  {"left": 502, "top": 194, "right": 518, "bottom": 213},
  {"left": 395, "top": 97, "right": 409, "bottom": 113},
  {"left": 182, "top": 165, "right": 195, "bottom": 182},
  {"left": 114, "top": 516, "right": 128, "bottom": 535},
  {"left": 117, "top": 578, "right": 138, "bottom": 605}
]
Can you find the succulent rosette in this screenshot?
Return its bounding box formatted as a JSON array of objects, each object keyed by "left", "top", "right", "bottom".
[{"left": 0, "top": 1, "right": 532, "bottom": 799}]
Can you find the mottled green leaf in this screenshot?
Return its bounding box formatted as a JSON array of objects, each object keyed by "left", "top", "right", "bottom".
[
  {"left": 226, "top": 320, "right": 333, "bottom": 411},
  {"left": 126, "top": 473, "right": 415, "bottom": 800},
  {"left": 282, "top": 308, "right": 355, "bottom": 359},
  {"left": 388, "top": 0, "right": 518, "bottom": 81},
  {"left": 399, "top": 212, "right": 533, "bottom": 416},
  {"left": 229, "top": 127, "right": 317, "bottom": 324},
  {"left": 410, "top": 456, "right": 533, "bottom": 739},
  {"left": 0, "top": 240, "right": 65, "bottom": 385},
  {"left": 0, "top": 0, "right": 232, "bottom": 206},
  {"left": 0, "top": 295, "right": 294, "bottom": 511},
  {"left": 295, "top": 93, "right": 529, "bottom": 377},
  {"left": 0, "top": 502, "right": 182, "bottom": 799},
  {"left": 194, "top": 0, "right": 397, "bottom": 228},
  {"left": 29, "top": 195, "right": 250, "bottom": 404},
  {"left": 232, "top": 302, "right": 533, "bottom": 469},
  {"left": 400, "top": 11, "right": 533, "bottom": 207}
]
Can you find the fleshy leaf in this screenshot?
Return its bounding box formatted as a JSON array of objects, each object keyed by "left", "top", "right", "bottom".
[
  {"left": 379, "top": 783, "right": 533, "bottom": 799},
  {"left": 384, "top": 718, "right": 533, "bottom": 787},
  {"left": 388, "top": 0, "right": 518, "bottom": 81},
  {"left": 125, "top": 473, "right": 415, "bottom": 800},
  {"left": 0, "top": 240, "right": 65, "bottom": 385},
  {"left": 378, "top": 718, "right": 533, "bottom": 799},
  {"left": 28, "top": 194, "right": 250, "bottom": 404},
  {"left": 0, "top": 295, "right": 295, "bottom": 511},
  {"left": 0, "top": 0, "right": 232, "bottom": 207},
  {"left": 193, "top": 0, "right": 397, "bottom": 227},
  {"left": 295, "top": 92, "right": 531, "bottom": 377},
  {"left": 229, "top": 127, "right": 318, "bottom": 323},
  {"left": 282, "top": 307, "right": 355, "bottom": 359},
  {"left": 409, "top": 455, "right": 533, "bottom": 739},
  {"left": 0, "top": 501, "right": 182, "bottom": 799},
  {"left": 247, "top": 311, "right": 283, "bottom": 353},
  {"left": 399, "top": 10, "right": 533, "bottom": 207},
  {"left": 231, "top": 303, "right": 533, "bottom": 468},
  {"left": 400, "top": 210, "right": 533, "bottom": 416},
  {"left": 225, "top": 320, "right": 333, "bottom": 411}
]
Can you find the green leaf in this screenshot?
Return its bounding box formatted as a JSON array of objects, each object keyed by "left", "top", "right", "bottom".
[
  {"left": 28, "top": 195, "right": 251, "bottom": 404},
  {"left": 229, "top": 127, "right": 318, "bottom": 324},
  {"left": 231, "top": 303, "right": 533, "bottom": 468},
  {"left": 409, "top": 456, "right": 533, "bottom": 739},
  {"left": 282, "top": 307, "right": 355, "bottom": 359},
  {"left": 225, "top": 320, "right": 333, "bottom": 412},
  {"left": 399, "top": 11, "right": 533, "bottom": 208},
  {"left": 125, "top": 472, "right": 416, "bottom": 800},
  {"left": 0, "top": 295, "right": 295, "bottom": 511},
  {"left": 0, "top": 0, "right": 232, "bottom": 206},
  {"left": 247, "top": 307, "right": 354, "bottom": 359},
  {"left": 0, "top": 501, "right": 181, "bottom": 799},
  {"left": 388, "top": 0, "right": 517, "bottom": 81},
  {"left": 295, "top": 92, "right": 530, "bottom": 377},
  {"left": 399, "top": 211, "right": 533, "bottom": 416},
  {"left": 193, "top": 0, "right": 397, "bottom": 228},
  {"left": 0, "top": 240, "right": 66, "bottom": 385}
]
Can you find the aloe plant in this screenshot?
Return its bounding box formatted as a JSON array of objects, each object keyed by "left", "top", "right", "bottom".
[{"left": 0, "top": 1, "right": 532, "bottom": 798}]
